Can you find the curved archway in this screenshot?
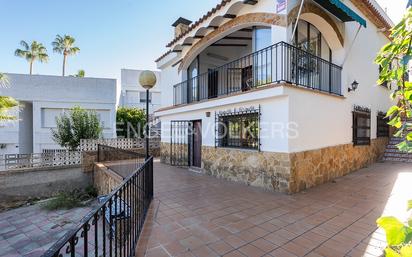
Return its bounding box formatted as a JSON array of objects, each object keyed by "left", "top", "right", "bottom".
[
  {"left": 180, "top": 12, "right": 286, "bottom": 71},
  {"left": 288, "top": 2, "right": 344, "bottom": 50}
]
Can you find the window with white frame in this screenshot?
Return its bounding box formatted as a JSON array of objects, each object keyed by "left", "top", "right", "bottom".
[{"left": 139, "top": 92, "right": 152, "bottom": 103}]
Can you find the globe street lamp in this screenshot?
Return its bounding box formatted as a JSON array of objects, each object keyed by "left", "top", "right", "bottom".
[{"left": 139, "top": 70, "right": 157, "bottom": 159}]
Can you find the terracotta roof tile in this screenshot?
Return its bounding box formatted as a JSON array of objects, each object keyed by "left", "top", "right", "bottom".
[
  {"left": 165, "top": 0, "right": 232, "bottom": 48},
  {"left": 155, "top": 50, "right": 172, "bottom": 63},
  {"left": 350, "top": 0, "right": 392, "bottom": 32},
  {"left": 155, "top": 0, "right": 393, "bottom": 63}
]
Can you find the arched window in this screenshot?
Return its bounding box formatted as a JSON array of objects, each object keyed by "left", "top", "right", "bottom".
[{"left": 294, "top": 20, "right": 331, "bottom": 61}]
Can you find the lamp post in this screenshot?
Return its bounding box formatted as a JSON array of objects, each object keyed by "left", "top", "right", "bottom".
[{"left": 139, "top": 70, "right": 157, "bottom": 160}]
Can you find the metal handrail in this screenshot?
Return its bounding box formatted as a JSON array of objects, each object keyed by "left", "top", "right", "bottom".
[{"left": 41, "top": 152, "right": 154, "bottom": 257}]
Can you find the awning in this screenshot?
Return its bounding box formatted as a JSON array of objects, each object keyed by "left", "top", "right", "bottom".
[{"left": 313, "top": 0, "right": 367, "bottom": 27}]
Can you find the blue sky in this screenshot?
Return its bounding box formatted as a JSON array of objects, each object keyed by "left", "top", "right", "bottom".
[
  {"left": 0, "top": 0, "right": 407, "bottom": 82},
  {"left": 0, "top": 0, "right": 221, "bottom": 80}
]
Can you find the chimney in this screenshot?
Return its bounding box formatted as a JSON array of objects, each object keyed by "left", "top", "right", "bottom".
[{"left": 172, "top": 17, "right": 192, "bottom": 38}]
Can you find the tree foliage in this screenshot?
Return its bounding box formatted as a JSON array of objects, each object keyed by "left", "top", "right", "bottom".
[
  {"left": 376, "top": 200, "right": 412, "bottom": 256},
  {"left": 51, "top": 106, "right": 102, "bottom": 150},
  {"left": 116, "top": 107, "right": 146, "bottom": 138},
  {"left": 376, "top": 8, "right": 412, "bottom": 152},
  {"left": 0, "top": 96, "right": 18, "bottom": 121},
  {"left": 75, "top": 69, "right": 85, "bottom": 77},
  {"left": 14, "top": 40, "right": 49, "bottom": 75},
  {"left": 0, "top": 72, "right": 9, "bottom": 88},
  {"left": 0, "top": 73, "right": 19, "bottom": 121}
]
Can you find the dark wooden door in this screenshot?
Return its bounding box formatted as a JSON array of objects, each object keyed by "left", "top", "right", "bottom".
[{"left": 192, "top": 120, "right": 202, "bottom": 168}]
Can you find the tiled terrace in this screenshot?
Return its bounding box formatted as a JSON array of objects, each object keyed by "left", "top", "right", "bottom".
[
  {"left": 137, "top": 161, "right": 412, "bottom": 257},
  {"left": 0, "top": 204, "right": 95, "bottom": 257}
]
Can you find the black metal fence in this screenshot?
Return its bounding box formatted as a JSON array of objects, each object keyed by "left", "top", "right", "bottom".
[
  {"left": 42, "top": 148, "right": 153, "bottom": 257},
  {"left": 97, "top": 144, "right": 146, "bottom": 178},
  {"left": 170, "top": 120, "right": 193, "bottom": 166},
  {"left": 173, "top": 41, "right": 342, "bottom": 105}
]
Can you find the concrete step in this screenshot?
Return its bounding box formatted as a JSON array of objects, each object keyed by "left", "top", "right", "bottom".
[
  {"left": 383, "top": 157, "right": 412, "bottom": 163},
  {"left": 382, "top": 137, "right": 412, "bottom": 163},
  {"left": 384, "top": 154, "right": 412, "bottom": 160},
  {"left": 189, "top": 166, "right": 203, "bottom": 174},
  {"left": 384, "top": 148, "right": 412, "bottom": 153}
]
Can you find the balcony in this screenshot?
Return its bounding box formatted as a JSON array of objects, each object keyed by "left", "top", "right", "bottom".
[{"left": 173, "top": 41, "right": 342, "bottom": 106}]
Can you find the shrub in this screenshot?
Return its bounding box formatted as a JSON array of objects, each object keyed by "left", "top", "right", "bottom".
[
  {"left": 43, "top": 186, "right": 98, "bottom": 210},
  {"left": 116, "top": 107, "right": 146, "bottom": 138},
  {"left": 51, "top": 106, "right": 103, "bottom": 150},
  {"left": 85, "top": 185, "right": 98, "bottom": 198},
  {"left": 43, "top": 191, "right": 84, "bottom": 210}
]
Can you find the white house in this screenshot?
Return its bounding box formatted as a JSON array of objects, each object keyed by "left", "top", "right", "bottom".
[
  {"left": 0, "top": 73, "right": 117, "bottom": 154},
  {"left": 155, "top": 0, "right": 397, "bottom": 193},
  {"left": 119, "top": 69, "right": 162, "bottom": 114}
]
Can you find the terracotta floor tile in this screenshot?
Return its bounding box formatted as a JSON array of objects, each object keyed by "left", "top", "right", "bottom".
[
  {"left": 208, "top": 240, "right": 234, "bottom": 255},
  {"left": 223, "top": 250, "right": 247, "bottom": 257},
  {"left": 224, "top": 234, "right": 247, "bottom": 249},
  {"left": 191, "top": 245, "right": 220, "bottom": 257},
  {"left": 163, "top": 240, "right": 188, "bottom": 256},
  {"left": 235, "top": 230, "right": 261, "bottom": 243},
  {"left": 312, "top": 244, "right": 346, "bottom": 257},
  {"left": 304, "top": 252, "right": 324, "bottom": 257},
  {"left": 291, "top": 236, "right": 319, "bottom": 251},
  {"left": 144, "top": 246, "right": 170, "bottom": 257},
  {"left": 238, "top": 243, "right": 266, "bottom": 257},
  {"left": 258, "top": 222, "right": 281, "bottom": 233},
  {"left": 131, "top": 162, "right": 412, "bottom": 257},
  {"left": 248, "top": 226, "right": 270, "bottom": 237},
  {"left": 282, "top": 241, "right": 312, "bottom": 257},
  {"left": 269, "top": 248, "right": 298, "bottom": 257},
  {"left": 263, "top": 232, "right": 289, "bottom": 246},
  {"left": 211, "top": 227, "right": 233, "bottom": 239},
  {"left": 179, "top": 235, "right": 204, "bottom": 251},
  {"left": 251, "top": 238, "right": 278, "bottom": 253}
]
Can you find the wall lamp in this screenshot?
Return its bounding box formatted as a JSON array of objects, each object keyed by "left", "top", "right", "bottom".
[{"left": 348, "top": 80, "right": 359, "bottom": 92}]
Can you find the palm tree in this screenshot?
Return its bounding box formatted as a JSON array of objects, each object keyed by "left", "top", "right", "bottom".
[
  {"left": 52, "top": 35, "right": 80, "bottom": 76},
  {"left": 0, "top": 72, "right": 9, "bottom": 88},
  {"left": 0, "top": 72, "right": 18, "bottom": 120},
  {"left": 15, "top": 41, "right": 49, "bottom": 75},
  {"left": 0, "top": 96, "right": 18, "bottom": 121}
]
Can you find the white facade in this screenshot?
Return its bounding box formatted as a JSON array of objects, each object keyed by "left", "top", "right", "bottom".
[
  {"left": 155, "top": 0, "right": 394, "bottom": 154},
  {"left": 119, "top": 69, "right": 161, "bottom": 114},
  {"left": 0, "top": 74, "right": 117, "bottom": 154}
]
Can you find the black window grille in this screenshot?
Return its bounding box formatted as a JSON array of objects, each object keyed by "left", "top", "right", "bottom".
[
  {"left": 377, "top": 111, "right": 390, "bottom": 137},
  {"left": 353, "top": 105, "right": 371, "bottom": 146},
  {"left": 216, "top": 106, "right": 260, "bottom": 150}
]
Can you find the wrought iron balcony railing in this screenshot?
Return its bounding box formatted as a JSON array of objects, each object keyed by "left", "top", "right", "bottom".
[{"left": 173, "top": 41, "right": 342, "bottom": 106}]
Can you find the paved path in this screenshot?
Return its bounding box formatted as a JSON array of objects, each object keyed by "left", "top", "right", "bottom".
[
  {"left": 137, "top": 161, "right": 412, "bottom": 257},
  {"left": 0, "top": 203, "right": 95, "bottom": 257}
]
